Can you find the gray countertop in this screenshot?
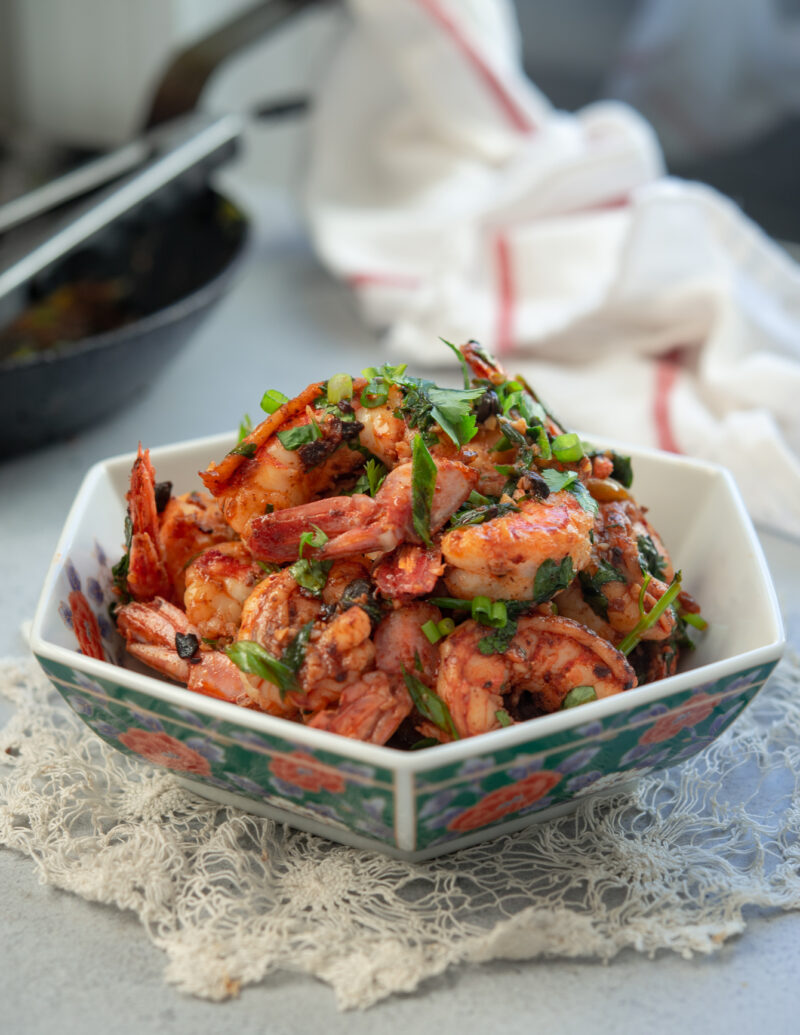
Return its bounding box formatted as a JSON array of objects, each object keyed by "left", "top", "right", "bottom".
[{"left": 2, "top": 120, "right": 800, "bottom": 1033}]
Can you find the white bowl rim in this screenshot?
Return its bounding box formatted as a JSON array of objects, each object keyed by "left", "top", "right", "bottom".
[{"left": 30, "top": 431, "right": 786, "bottom": 776}]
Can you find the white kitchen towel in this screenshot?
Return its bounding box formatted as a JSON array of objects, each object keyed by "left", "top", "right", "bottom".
[{"left": 305, "top": 0, "right": 800, "bottom": 538}]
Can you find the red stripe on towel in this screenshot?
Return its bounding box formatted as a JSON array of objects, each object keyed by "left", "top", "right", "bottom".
[
  {"left": 653, "top": 350, "right": 683, "bottom": 453},
  {"left": 494, "top": 233, "right": 514, "bottom": 356},
  {"left": 413, "top": 0, "right": 536, "bottom": 133},
  {"left": 347, "top": 272, "right": 421, "bottom": 289}
]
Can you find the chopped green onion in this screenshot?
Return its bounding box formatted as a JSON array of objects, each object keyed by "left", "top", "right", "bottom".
[
  {"left": 681, "top": 611, "right": 708, "bottom": 631},
  {"left": 495, "top": 708, "right": 514, "bottom": 727},
  {"left": 471, "top": 597, "right": 507, "bottom": 628},
  {"left": 360, "top": 384, "right": 389, "bottom": 408},
  {"left": 468, "top": 490, "right": 492, "bottom": 506},
  {"left": 428, "top": 597, "right": 473, "bottom": 611},
  {"left": 410, "top": 737, "right": 439, "bottom": 750},
  {"left": 261, "top": 389, "right": 289, "bottom": 414},
  {"left": 226, "top": 640, "right": 296, "bottom": 694},
  {"left": 228, "top": 441, "right": 257, "bottom": 458},
  {"left": 437, "top": 618, "right": 455, "bottom": 637},
  {"left": 401, "top": 666, "right": 459, "bottom": 739},
  {"left": 327, "top": 373, "right": 353, "bottom": 404},
  {"left": 411, "top": 434, "right": 437, "bottom": 547},
  {"left": 562, "top": 685, "right": 598, "bottom": 709},
  {"left": 551, "top": 432, "right": 585, "bottom": 463},
  {"left": 421, "top": 619, "right": 442, "bottom": 644},
  {"left": 257, "top": 560, "right": 280, "bottom": 574},
  {"left": 619, "top": 572, "right": 684, "bottom": 655}
]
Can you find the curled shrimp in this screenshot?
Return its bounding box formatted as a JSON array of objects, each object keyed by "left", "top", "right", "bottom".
[
  {"left": 236, "top": 565, "right": 376, "bottom": 711},
  {"left": 125, "top": 445, "right": 235, "bottom": 602},
  {"left": 556, "top": 498, "right": 677, "bottom": 643},
  {"left": 199, "top": 382, "right": 367, "bottom": 536},
  {"left": 114, "top": 597, "right": 292, "bottom": 713},
  {"left": 307, "top": 671, "right": 411, "bottom": 745},
  {"left": 245, "top": 458, "right": 477, "bottom": 563},
  {"left": 441, "top": 490, "right": 594, "bottom": 601},
  {"left": 436, "top": 613, "right": 636, "bottom": 738},
  {"left": 183, "top": 541, "right": 265, "bottom": 642}
]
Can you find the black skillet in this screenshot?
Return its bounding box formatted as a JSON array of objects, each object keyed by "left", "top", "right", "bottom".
[{"left": 0, "top": 0, "right": 327, "bottom": 458}]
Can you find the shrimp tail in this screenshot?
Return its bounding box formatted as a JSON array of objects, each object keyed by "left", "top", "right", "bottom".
[
  {"left": 125, "top": 444, "right": 172, "bottom": 601},
  {"left": 245, "top": 495, "right": 378, "bottom": 563}
]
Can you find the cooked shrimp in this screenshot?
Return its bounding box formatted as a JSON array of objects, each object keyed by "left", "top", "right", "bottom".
[
  {"left": 441, "top": 490, "right": 594, "bottom": 601},
  {"left": 125, "top": 445, "right": 172, "bottom": 601},
  {"left": 125, "top": 445, "right": 235, "bottom": 603},
  {"left": 307, "top": 671, "right": 412, "bottom": 745},
  {"left": 437, "top": 614, "right": 636, "bottom": 738},
  {"left": 245, "top": 457, "right": 477, "bottom": 562},
  {"left": 373, "top": 544, "right": 444, "bottom": 600},
  {"left": 199, "top": 382, "right": 367, "bottom": 536},
  {"left": 114, "top": 597, "right": 293, "bottom": 713},
  {"left": 237, "top": 569, "right": 322, "bottom": 654},
  {"left": 374, "top": 602, "right": 443, "bottom": 685},
  {"left": 575, "top": 499, "right": 677, "bottom": 642},
  {"left": 236, "top": 566, "right": 375, "bottom": 711},
  {"left": 183, "top": 541, "right": 265, "bottom": 642}
]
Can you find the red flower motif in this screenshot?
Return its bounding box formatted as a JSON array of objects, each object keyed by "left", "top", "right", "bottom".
[
  {"left": 68, "top": 590, "right": 105, "bottom": 661},
  {"left": 270, "top": 751, "right": 346, "bottom": 794},
  {"left": 448, "top": 770, "right": 561, "bottom": 833},
  {"left": 639, "top": 693, "right": 717, "bottom": 746},
  {"left": 119, "top": 728, "right": 211, "bottom": 777}
]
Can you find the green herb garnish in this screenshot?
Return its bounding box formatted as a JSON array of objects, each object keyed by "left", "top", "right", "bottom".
[
  {"left": 562, "top": 685, "right": 598, "bottom": 709},
  {"left": 440, "top": 337, "right": 471, "bottom": 389},
  {"left": 637, "top": 534, "right": 667, "bottom": 578},
  {"left": 495, "top": 708, "right": 514, "bottom": 727},
  {"left": 619, "top": 572, "right": 683, "bottom": 654},
  {"left": 276, "top": 422, "right": 321, "bottom": 451},
  {"left": 327, "top": 373, "right": 353, "bottom": 404},
  {"left": 225, "top": 640, "right": 297, "bottom": 695},
  {"left": 289, "top": 558, "right": 332, "bottom": 595},
  {"left": 578, "top": 561, "right": 626, "bottom": 619},
  {"left": 411, "top": 434, "right": 437, "bottom": 547},
  {"left": 261, "top": 389, "right": 289, "bottom": 414},
  {"left": 238, "top": 414, "right": 253, "bottom": 442},
  {"left": 298, "top": 524, "right": 329, "bottom": 558},
  {"left": 352, "top": 457, "right": 387, "bottom": 496},
  {"left": 532, "top": 556, "right": 575, "bottom": 604},
  {"left": 229, "top": 441, "right": 257, "bottom": 458},
  {"left": 402, "top": 666, "right": 460, "bottom": 739}
]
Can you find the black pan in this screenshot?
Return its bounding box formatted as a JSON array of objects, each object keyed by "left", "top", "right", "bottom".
[
  {"left": 0, "top": 185, "right": 248, "bottom": 457},
  {"left": 0, "top": 0, "right": 325, "bottom": 459}
]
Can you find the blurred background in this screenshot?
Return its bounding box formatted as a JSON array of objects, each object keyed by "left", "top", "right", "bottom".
[
  {"left": 0, "top": 0, "right": 798, "bottom": 455},
  {"left": 2, "top": 0, "right": 798, "bottom": 238}
]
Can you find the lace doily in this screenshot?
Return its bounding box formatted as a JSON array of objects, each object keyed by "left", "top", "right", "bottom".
[{"left": 2, "top": 652, "right": 799, "bottom": 1010}]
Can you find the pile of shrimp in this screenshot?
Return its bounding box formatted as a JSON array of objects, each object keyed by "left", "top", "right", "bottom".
[{"left": 111, "top": 342, "right": 705, "bottom": 748}]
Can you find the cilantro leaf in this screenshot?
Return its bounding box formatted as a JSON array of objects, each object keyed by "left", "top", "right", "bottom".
[
  {"left": 352, "top": 457, "right": 387, "bottom": 496},
  {"left": 637, "top": 534, "right": 667, "bottom": 578},
  {"left": 533, "top": 556, "right": 575, "bottom": 604},
  {"left": 477, "top": 601, "right": 531, "bottom": 655},
  {"left": 578, "top": 561, "right": 626, "bottom": 619},
  {"left": 277, "top": 423, "right": 321, "bottom": 451},
  {"left": 289, "top": 558, "right": 332, "bottom": 595}
]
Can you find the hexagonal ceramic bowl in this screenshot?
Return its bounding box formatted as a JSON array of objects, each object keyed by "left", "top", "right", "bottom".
[{"left": 30, "top": 432, "right": 784, "bottom": 861}]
